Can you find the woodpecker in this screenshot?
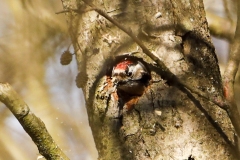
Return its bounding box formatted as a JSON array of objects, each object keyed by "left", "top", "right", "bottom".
[{"left": 111, "top": 59, "right": 150, "bottom": 96}]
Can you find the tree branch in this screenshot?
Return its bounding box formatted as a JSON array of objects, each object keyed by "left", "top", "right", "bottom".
[
  {"left": 206, "top": 11, "right": 235, "bottom": 41},
  {"left": 223, "top": 0, "right": 240, "bottom": 137},
  {"left": 0, "top": 83, "right": 69, "bottom": 160},
  {"left": 223, "top": 0, "right": 234, "bottom": 24}
]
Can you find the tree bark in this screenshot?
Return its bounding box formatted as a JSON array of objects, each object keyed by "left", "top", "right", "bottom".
[{"left": 62, "top": 0, "right": 237, "bottom": 159}]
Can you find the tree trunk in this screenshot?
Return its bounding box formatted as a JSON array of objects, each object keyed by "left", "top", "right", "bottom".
[{"left": 62, "top": 0, "right": 236, "bottom": 159}]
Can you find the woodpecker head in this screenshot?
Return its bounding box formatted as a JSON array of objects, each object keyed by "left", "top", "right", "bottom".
[{"left": 111, "top": 58, "right": 150, "bottom": 96}]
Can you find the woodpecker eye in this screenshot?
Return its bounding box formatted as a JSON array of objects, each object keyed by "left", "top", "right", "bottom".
[
  {"left": 110, "top": 56, "right": 151, "bottom": 97},
  {"left": 127, "top": 71, "right": 132, "bottom": 77}
]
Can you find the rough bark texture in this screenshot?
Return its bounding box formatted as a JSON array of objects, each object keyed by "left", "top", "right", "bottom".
[{"left": 62, "top": 0, "right": 236, "bottom": 159}]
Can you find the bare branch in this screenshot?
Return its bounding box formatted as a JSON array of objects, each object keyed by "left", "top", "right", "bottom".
[
  {"left": 223, "top": 0, "right": 240, "bottom": 137},
  {"left": 206, "top": 11, "right": 235, "bottom": 41},
  {"left": 223, "top": 0, "right": 234, "bottom": 24},
  {"left": 0, "top": 83, "right": 69, "bottom": 160}
]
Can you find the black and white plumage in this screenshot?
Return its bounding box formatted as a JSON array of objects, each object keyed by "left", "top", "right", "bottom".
[{"left": 111, "top": 59, "right": 150, "bottom": 95}]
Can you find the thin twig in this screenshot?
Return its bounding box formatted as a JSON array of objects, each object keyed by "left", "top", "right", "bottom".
[
  {"left": 56, "top": 9, "right": 72, "bottom": 14},
  {"left": 223, "top": 0, "right": 234, "bottom": 24},
  {"left": 206, "top": 11, "right": 235, "bottom": 41},
  {"left": 55, "top": 8, "right": 94, "bottom": 15},
  {"left": 0, "top": 83, "right": 69, "bottom": 160},
  {"left": 180, "top": 86, "right": 236, "bottom": 152}
]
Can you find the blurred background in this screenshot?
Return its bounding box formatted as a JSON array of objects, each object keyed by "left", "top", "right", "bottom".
[
  {"left": 0, "top": 0, "right": 237, "bottom": 160},
  {"left": 0, "top": 0, "right": 97, "bottom": 159}
]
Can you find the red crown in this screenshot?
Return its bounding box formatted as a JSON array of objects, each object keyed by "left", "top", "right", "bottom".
[{"left": 114, "top": 60, "right": 133, "bottom": 70}]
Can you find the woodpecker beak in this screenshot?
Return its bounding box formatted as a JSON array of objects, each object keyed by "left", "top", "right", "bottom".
[{"left": 111, "top": 58, "right": 150, "bottom": 96}]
